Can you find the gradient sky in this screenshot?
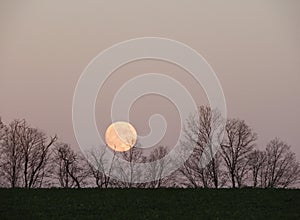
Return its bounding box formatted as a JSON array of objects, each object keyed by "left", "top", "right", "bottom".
[{"left": 1, "top": 1, "right": 299, "bottom": 158}]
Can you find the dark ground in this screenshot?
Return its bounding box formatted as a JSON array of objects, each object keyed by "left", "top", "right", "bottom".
[{"left": 0, "top": 188, "right": 299, "bottom": 220}]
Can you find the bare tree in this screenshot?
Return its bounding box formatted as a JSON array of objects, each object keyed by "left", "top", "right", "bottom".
[
  {"left": 52, "top": 143, "right": 88, "bottom": 188},
  {"left": 19, "top": 124, "right": 56, "bottom": 188},
  {"left": 0, "top": 119, "right": 56, "bottom": 188},
  {"left": 220, "top": 119, "right": 257, "bottom": 188},
  {"left": 261, "top": 138, "right": 300, "bottom": 188},
  {"left": 0, "top": 117, "right": 5, "bottom": 144},
  {"left": 247, "top": 149, "right": 266, "bottom": 187},
  {"left": 0, "top": 118, "right": 9, "bottom": 187},
  {"left": 0, "top": 120, "right": 23, "bottom": 187},
  {"left": 86, "top": 146, "right": 117, "bottom": 188},
  {"left": 180, "top": 106, "right": 225, "bottom": 188},
  {"left": 147, "top": 146, "right": 170, "bottom": 188},
  {"left": 2, "top": 114, "right": 300, "bottom": 190},
  {"left": 113, "top": 142, "right": 146, "bottom": 188}
]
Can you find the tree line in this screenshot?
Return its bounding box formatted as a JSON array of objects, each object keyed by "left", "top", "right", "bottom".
[{"left": 0, "top": 106, "right": 299, "bottom": 188}]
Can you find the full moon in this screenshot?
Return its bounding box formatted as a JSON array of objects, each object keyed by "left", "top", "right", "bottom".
[{"left": 105, "top": 121, "right": 137, "bottom": 152}]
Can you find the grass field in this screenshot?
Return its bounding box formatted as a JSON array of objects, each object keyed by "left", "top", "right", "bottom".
[{"left": 0, "top": 188, "right": 299, "bottom": 219}]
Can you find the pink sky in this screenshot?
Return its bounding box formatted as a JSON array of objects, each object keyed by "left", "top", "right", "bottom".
[{"left": 1, "top": 1, "right": 299, "bottom": 158}]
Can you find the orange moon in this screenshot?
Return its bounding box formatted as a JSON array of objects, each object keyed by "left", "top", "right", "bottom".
[{"left": 105, "top": 121, "right": 137, "bottom": 152}]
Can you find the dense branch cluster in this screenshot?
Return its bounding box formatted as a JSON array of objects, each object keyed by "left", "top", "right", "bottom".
[{"left": 0, "top": 107, "right": 299, "bottom": 189}]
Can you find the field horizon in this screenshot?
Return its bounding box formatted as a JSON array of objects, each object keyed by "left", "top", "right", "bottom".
[{"left": 1, "top": 188, "right": 300, "bottom": 219}]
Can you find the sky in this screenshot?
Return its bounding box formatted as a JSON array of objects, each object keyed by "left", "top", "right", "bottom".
[{"left": 0, "top": 0, "right": 300, "bottom": 158}]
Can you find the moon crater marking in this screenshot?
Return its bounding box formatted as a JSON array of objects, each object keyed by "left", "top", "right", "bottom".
[{"left": 105, "top": 121, "right": 137, "bottom": 152}]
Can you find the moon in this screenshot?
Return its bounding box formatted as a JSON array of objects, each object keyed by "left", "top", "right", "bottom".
[{"left": 105, "top": 121, "right": 137, "bottom": 152}]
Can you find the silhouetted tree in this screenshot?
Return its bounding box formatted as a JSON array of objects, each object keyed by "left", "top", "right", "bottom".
[
  {"left": 86, "top": 146, "right": 117, "bottom": 188},
  {"left": 181, "top": 106, "right": 226, "bottom": 188},
  {"left": 0, "top": 120, "right": 23, "bottom": 187},
  {"left": 117, "top": 145, "right": 146, "bottom": 188},
  {"left": 52, "top": 143, "right": 88, "bottom": 188},
  {"left": 260, "top": 138, "right": 300, "bottom": 188},
  {"left": 147, "top": 146, "right": 170, "bottom": 188},
  {"left": 0, "top": 118, "right": 9, "bottom": 187},
  {"left": 0, "top": 119, "right": 56, "bottom": 188},
  {"left": 221, "top": 119, "right": 257, "bottom": 188},
  {"left": 0, "top": 118, "right": 5, "bottom": 144},
  {"left": 1, "top": 114, "right": 300, "bottom": 189},
  {"left": 247, "top": 149, "right": 266, "bottom": 187}
]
